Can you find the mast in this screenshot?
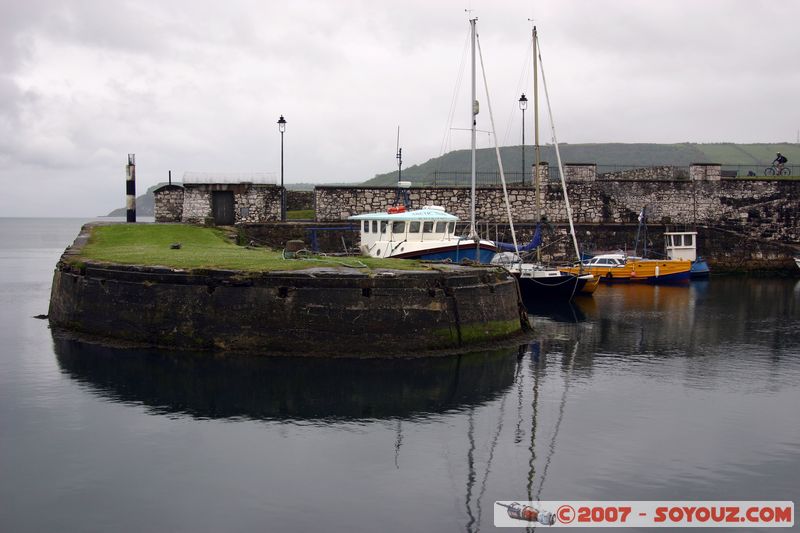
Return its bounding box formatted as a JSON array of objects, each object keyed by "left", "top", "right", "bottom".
[
  {"left": 469, "top": 17, "right": 478, "bottom": 239},
  {"left": 533, "top": 26, "right": 542, "bottom": 264},
  {"left": 537, "top": 39, "right": 582, "bottom": 263}
]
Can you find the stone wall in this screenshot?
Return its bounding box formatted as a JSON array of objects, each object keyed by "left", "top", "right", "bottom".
[
  {"left": 236, "top": 185, "right": 282, "bottom": 223},
  {"left": 182, "top": 186, "right": 212, "bottom": 224},
  {"left": 153, "top": 185, "right": 184, "bottom": 222},
  {"left": 598, "top": 166, "right": 687, "bottom": 180},
  {"left": 564, "top": 164, "right": 597, "bottom": 181},
  {"left": 180, "top": 183, "right": 281, "bottom": 224},
  {"left": 286, "top": 190, "right": 313, "bottom": 210},
  {"left": 315, "top": 165, "right": 800, "bottom": 246}
]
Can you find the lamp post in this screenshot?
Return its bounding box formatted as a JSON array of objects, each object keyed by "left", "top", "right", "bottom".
[
  {"left": 277, "top": 115, "right": 286, "bottom": 222},
  {"left": 519, "top": 94, "right": 528, "bottom": 185}
]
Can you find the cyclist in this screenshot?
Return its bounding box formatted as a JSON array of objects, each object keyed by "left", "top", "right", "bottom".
[{"left": 773, "top": 152, "right": 788, "bottom": 172}]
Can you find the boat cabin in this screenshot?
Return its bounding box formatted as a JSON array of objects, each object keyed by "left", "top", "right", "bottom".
[
  {"left": 582, "top": 254, "right": 626, "bottom": 267},
  {"left": 348, "top": 206, "right": 459, "bottom": 257},
  {"left": 664, "top": 231, "right": 697, "bottom": 262}
]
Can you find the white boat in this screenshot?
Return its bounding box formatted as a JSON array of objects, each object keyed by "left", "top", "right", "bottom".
[
  {"left": 349, "top": 205, "right": 496, "bottom": 261},
  {"left": 795, "top": 257, "right": 800, "bottom": 270}
]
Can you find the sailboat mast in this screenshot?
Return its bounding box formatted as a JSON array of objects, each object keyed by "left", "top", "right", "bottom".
[
  {"left": 469, "top": 17, "right": 478, "bottom": 238},
  {"left": 533, "top": 26, "right": 542, "bottom": 263}
]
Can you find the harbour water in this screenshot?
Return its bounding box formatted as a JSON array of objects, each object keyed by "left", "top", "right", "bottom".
[{"left": 1, "top": 218, "right": 798, "bottom": 532}]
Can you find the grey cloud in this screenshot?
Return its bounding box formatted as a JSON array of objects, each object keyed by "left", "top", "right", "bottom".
[{"left": 1, "top": 0, "right": 799, "bottom": 217}]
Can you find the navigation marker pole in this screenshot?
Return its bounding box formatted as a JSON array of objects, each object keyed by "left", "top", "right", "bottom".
[{"left": 126, "top": 154, "right": 136, "bottom": 223}]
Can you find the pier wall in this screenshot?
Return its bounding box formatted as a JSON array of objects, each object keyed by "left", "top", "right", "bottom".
[
  {"left": 48, "top": 227, "right": 526, "bottom": 355},
  {"left": 314, "top": 166, "right": 800, "bottom": 246}
]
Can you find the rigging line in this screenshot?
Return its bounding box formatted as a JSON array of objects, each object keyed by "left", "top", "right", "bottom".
[
  {"left": 465, "top": 407, "right": 477, "bottom": 533},
  {"left": 514, "top": 351, "right": 526, "bottom": 444},
  {"left": 502, "top": 39, "right": 534, "bottom": 147},
  {"left": 536, "top": 33, "right": 582, "bottom": 263},
  {"left": 394, "top": 419, "right": 403, "bottom": 469},
  {"left": 439, "top": 28, "right": 472, "bottom": 159},
  {"left": 526, "top": 347, "right": 541, "bottom": 504},
  {"left": 475, "top": 390, "right": 510, "bottom": 528},
  {"left": 535, "top": 339, "right": 579, "bottom": 501},
  {"left": 476, "top": 31, "right": 519, "bottom": 254}
]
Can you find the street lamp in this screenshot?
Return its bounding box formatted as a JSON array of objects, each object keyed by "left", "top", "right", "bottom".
[
  {"left": 519, "top": 94, "right": 528, "bottom": 185},
  {"left": 277, "top": 115, "right": 286, "bottom": 222}
]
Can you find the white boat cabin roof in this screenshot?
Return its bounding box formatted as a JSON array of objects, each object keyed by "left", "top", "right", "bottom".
[
  {"left": 584, "top": 253, "right": 626, "bottom": 266},
  {"left": 349, "top": 206, "right": 458, "bottom": 222}
]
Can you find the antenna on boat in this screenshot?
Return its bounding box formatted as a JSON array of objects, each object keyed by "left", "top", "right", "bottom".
[
  {"left": 396, "top": 125, "right": 402, "bottom": 186},
  {"left": 395, "top": 126, "right": 411, "bottom": 208}
]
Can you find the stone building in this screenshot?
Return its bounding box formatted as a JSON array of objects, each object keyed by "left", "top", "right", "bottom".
[{"left": 154, "top": 172, "right": 282, "bottom": 224}]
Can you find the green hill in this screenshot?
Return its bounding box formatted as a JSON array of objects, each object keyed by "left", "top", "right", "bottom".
[
  {"left": 364, "top": 143, "right": 800, "bottom": 186},
  {"left": 106, "top": 183, "right": 163, "bottom": 217}
]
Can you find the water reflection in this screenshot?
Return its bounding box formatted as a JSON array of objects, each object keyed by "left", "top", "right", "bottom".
[
  {"left": 46, "top": 279, "right": 800, "bottom": 533},
  {"left": 53, "top": 336, "right": 518, "bottom": 421},
  {"left": 522, "top": 297, "right": 587, "bottom": 323}
]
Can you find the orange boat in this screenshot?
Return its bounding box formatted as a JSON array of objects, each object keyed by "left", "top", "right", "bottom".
[{"left": 561, "top": 253, "right": 691, "bottom": 284}]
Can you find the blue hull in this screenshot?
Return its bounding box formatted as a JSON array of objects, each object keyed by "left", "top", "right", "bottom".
[
  {"left": 415, "top": 248, "right": 496, "bottom": 263},
  {"left": 648, "top": 270, "right": 691, "bottom": 284},
  {"left": 690, "top": 258, "right": 710, "bottom": 278}
]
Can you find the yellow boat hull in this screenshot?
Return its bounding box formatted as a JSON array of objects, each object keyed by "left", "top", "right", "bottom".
[{"left": 562, "top": 259, "right": 691, "bottom": 284}]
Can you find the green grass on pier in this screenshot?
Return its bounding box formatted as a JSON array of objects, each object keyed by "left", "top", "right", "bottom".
[{"left": 77, "top": 224, "right": 425, "bottom": 272}]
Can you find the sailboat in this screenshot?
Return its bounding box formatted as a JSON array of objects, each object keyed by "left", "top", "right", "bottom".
[
  {"left": 349, "top": 19, "right": 496, "bottom": 263},
  {"left": 491, "top": 26, "right": 588, "bottom": 301}
]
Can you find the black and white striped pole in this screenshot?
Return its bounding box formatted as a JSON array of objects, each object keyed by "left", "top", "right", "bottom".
[{"left": 126, "top": 154, "right": 136, "bottom": 223}]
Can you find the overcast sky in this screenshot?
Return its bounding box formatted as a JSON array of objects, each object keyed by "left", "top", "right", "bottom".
[{"left": 1, "top": 0, "right": 798, "bottom": 216}]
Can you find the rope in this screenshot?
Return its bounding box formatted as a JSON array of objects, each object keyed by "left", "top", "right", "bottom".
[
  {"left": 501, "top": 39, "right": 534, "bottom": 147},
  {"left": 439, "top": 28, "right": 472, "bottom": 159},
  {"left": 536, "top": 34, "right": 582, "bottom": 263},
  {"left": 535, "top": 339, "right": 579, "bottom": 501},
  {"left": 476, "top": 31, "right": 520, "bottom": 255},
  {"left": 282, "top": 248, "right": 368, "bottom": 269}
]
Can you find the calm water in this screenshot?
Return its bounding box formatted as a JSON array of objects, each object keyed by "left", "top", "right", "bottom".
[{"left": 1, "top": 218, "right": 798, "bottom": 532}]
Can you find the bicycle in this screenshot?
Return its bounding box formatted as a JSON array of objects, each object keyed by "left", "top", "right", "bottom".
[{"left": 764, "top": 164, "right": 791, "bottom": 176}]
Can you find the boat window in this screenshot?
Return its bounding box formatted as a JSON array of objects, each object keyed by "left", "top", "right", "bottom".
[
  {"left": 673, "top": 235, "right": 682, "bottom": 247},
  {"left": 380, "top": 221, "right": 387, "bottom": 234},
  {"left": 392, "top": 221, "right": 405, "bottom": 235},
  {"left": 435, "top": 221, "right": 447, "bottom": 233},
  {"left": 447, "top": 222, "right": 455, "bottom": 234},
  {"left": 684, "top": 234, "right": 692, "bottom": 247},
  {"left": 363, "top": 221, "right": 369, "bottom": 233},
  {"left": 409, "top": 221, "right": 420, "bottom": 233},
  {"left": 372, "top": 221, "right": 378, "bottom": 233},
  {"left": 423, "top": 221, "right": 433, "bottom": 233}
]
